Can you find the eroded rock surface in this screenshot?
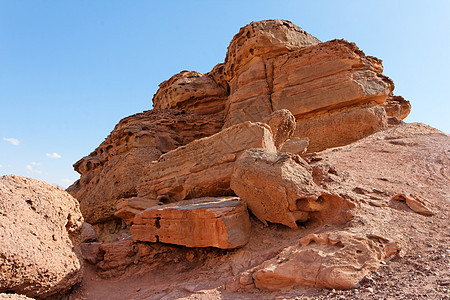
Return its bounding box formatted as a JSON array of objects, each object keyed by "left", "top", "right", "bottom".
[
  {"left": 152, "top": 71, "right": 228, "bottom": 115},
  {"left": 150, "top": 21, "right": 402, "bottom": 151},
  {"left": 64, "top": 20, "right": 432, "bottom": 298},
  {"left": 114, "top": 197, "right": 162, "bottom": 225},
  {"left": 131, "top": 197, "right": 251, "bottom": 249},
  {"left": 253, "top": 231, "right": 398, "bottom": 290},
  {"left": 0, "top": 176, "right": 84, "bottom": 298},
  {"left": 383, "top": 95, "right": 411, "bottom": 120},
  {"left": 70, "top": 19, "right": 410, "bottom": 235},
  {"left": 67, "top": 109, "right": 223, "bottom": 225},
  {"left": 222, "top": 19, "right": 321, "bottom": 82},
  {"left": 231, "top": 149, "right": 354, "bottom": 229},
  {"left": 137, "top": 121, "right": 276, "bottom": 202}
]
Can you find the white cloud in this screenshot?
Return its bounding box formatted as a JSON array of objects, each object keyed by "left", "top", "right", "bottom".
[
  {"left": 3, "top": 137, "right": 20, "bottom": 146},
  {"left": 46, "top": 152, "right": 62, "bottom": 159},
  {"left": 26, "top": 162, "right": 42, "bottom": 174},
  {"left": 0, "top": 164, "right": 2, "bottom": 168}
]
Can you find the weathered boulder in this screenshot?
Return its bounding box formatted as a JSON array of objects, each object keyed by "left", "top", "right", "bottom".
[
  {"left": 263, "top": 109, "right": 296, "bottom": 149},
  {"left": 80, "top": 239, "right": 157, "bottom": 278},
  {"left": 0, "top": 175, "right": 84, "bottom": 298},
  {"left": 67, "top": 109, "right": 223, "bottom": 225},
  {"left": 253, "top": 231, "right": 399, "bottom": 290},
  {"left": 137, "top": 121, "right": 276, "bottom": 202},
  {"left": 230, "top": 149, "right": 354, "bottom": 229},
  {"left": 131, "top": 197, "right": 251, "bottom": 249},
  {"left": 280, "top": 137, "right": 309, "bottom": 155}
]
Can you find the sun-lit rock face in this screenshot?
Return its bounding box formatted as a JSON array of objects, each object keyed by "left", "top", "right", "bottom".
[
  {"left": 0, "top": 175, "right": 84, "bottom": 298},
  {"left": 67, "top": 109, "right": 223, "bottom": 226},
  {"left": 152, "top": 20, "right": 404, "bottom": 147},
  {"left": 136, "top": 121, "right": 276, "bottom": 203},
  {"left": 69, "top": 19, "right": 409, "bottom": 240}
]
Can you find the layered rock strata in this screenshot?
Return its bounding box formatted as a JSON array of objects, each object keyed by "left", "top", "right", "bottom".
[
  {"left": 67, "top": 109, "right": 223, "bottom": 225},
  {"left": 68, "top": 19, "right": 410, "bottom": 242},
  {"left": 131, "top": 197, "right": 251, "bottom": 249},
  {"left": 137, "top": 121, "right": 276, "bottom": 202},
  {"left": 151, "top": 21, "right": 403, "bottom": 151}
]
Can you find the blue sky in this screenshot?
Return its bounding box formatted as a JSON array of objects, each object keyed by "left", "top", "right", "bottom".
[{"left": 1, "top": 1, "right": 449, "bottom": 188}]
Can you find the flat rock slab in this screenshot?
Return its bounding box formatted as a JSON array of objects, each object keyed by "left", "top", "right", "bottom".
[{"left": 131, "top": 197, "right": 251, "bottom": 249}]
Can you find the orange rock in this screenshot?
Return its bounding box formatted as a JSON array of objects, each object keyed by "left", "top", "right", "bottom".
[
  {"left": 114, "top": 197, "right": 163, "bottom": 225},
  {"left": 152, "top": 71, "right": 228, "bottom": 115},
  {"left": 262, "top": 109, "right": 296, "bottom": 149},
  {"left": 137, "top": 121, "right": 276, "bottom": 202},
  {"left": 223, "top": 20, "right": 320, "bottom": 81},
  {"left": 0, "top": 175, "right": 84, "bottom": 298},
  {"left": 383, "top": 95, "right": 411, "bottom": 120},
  {"left": 280, "top": 137, "right": 309, "bottom": 155},
  {"left": 393, "top": 193, "right": 435, "bottom": 216},
  {"left": 294, "top": 106, "right": 388, "bottom": 152},
  {"left": 131, "top": 197, "right": 251, "bottom": 249},
  {"left": 271, "top": 40, "right": 393, "bottom": 118},
  {"left": 253, "top": 232, "right": 398, "bottom": 290},
  {"left": 67, "top": 109, "right": 223, "bottom": 225},
  {"left": 223, "top": 57, "right": 272, "bottom": 127},
  {"left": 231, "top": 149, "right": 354, "bottom": 229}
]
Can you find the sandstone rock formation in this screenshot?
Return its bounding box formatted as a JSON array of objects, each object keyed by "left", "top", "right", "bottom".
[
  {"left": 67, "top": 109, "right": 223, "bottom": 226},
  {"left": 69, "top": 19, "right": 409, "bottom": 237},
  {"left": 61, "top": 20, "right": 440, "bottom": 298},
  {"left": 151, "top": 21, "right": 401, "bottom": 150},
  {"left": 222, "top": 19, "right": 321, "bottom": 82},
  {"left": 0, "top": 175, "right": 84, "bottom": 298},
  {"left": 137, "top": 121, "right": 276, "bottom": 202},
  {"left": 231, "top": 149, "right": 354, "bottom": 229},
  {"left": 294, "top": 105, "right": 387, "bottom": 152},
  {"left": 131, "top": 197, "right": 251, "bottom": 249},
  {"left": 252, "top": 231, "right": 397, "bottom": 290}
]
